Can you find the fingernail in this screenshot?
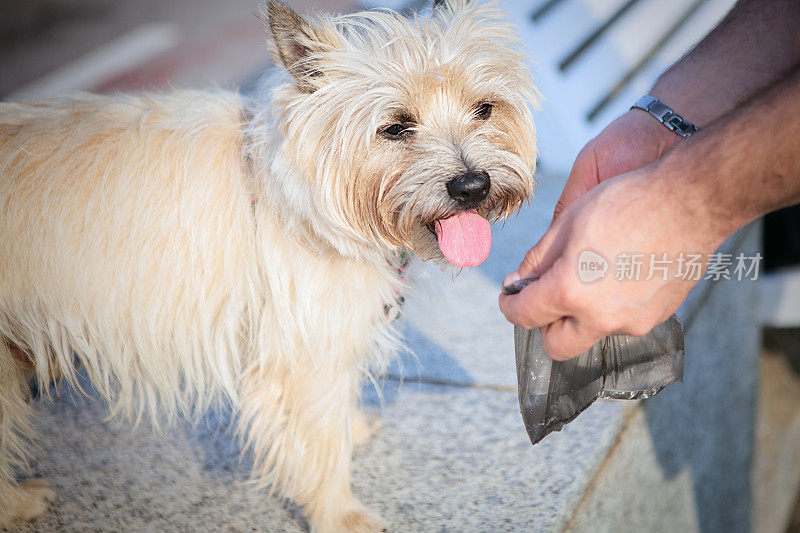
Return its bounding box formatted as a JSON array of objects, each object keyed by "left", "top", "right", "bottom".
[{"left": 502, "top": 270, "right": 520, "bottom": 287}]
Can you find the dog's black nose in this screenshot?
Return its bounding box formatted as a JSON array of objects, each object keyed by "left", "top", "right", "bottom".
[{"left": 446, "top": 171, "right": 490, "bottom": 208}]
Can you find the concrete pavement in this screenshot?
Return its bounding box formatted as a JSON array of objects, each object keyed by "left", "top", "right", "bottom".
[{"left": 2, "top": 0, "right": 798, "bottom": 531}]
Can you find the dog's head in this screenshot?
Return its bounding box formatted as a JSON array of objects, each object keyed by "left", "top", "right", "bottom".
[{"left": 259, "top": 0, "right": 538, "bottom": 266}]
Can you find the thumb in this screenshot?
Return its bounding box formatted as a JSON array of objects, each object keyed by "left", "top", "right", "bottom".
[
  {"left": 553, "top": 149, "right": 599, "bottom": 221},
  {"left": 553, "top": 180, "right": 590, "bottom": 221}
]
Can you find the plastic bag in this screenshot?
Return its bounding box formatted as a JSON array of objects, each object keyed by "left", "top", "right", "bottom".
[{"left": 504, "top": 279, "right": 685, "bottom": 445}]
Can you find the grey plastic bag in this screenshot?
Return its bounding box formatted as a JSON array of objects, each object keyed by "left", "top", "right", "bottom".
[{"left": 504, "top": 279, "right": 685, "bottom": 445}]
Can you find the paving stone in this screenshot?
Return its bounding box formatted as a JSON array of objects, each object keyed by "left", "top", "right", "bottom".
[{"left": 17, "top": 378, "right": 624, "bottom": 532}]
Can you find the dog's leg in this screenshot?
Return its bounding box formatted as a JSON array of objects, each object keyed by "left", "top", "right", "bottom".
[
  {"left": 0, "top": 350, "right": 54, "bottom": 526},
  {"left": 241, "top": 363, "right": 383, "bottom": 533}
]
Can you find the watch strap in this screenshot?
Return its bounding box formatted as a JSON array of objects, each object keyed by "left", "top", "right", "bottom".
[{"left": 631, "top": 95, "right": 698, "bottom": 138}]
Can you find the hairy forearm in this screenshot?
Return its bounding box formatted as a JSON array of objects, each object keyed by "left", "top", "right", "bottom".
[
  {"left": 651, "top": 0, "right": 800, "bottom": 127},
  {"left": 660, "top": 66, "right": 800, "bottom": 242}
]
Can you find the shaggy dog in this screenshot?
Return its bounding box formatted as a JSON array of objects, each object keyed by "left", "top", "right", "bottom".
[{"left": 0, "top": 1, "right": 537, "bottom": 530}]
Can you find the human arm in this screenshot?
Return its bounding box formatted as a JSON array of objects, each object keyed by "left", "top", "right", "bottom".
[
  {"left": 553, "top": 0, "right": 800, "bottom": 219},
  {"left": 499, "top": 66, "right": 800, "bottom": 360}
]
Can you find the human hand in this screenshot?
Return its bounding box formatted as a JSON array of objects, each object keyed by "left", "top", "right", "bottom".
[
  {"left": 499, "top": 166, "right": 723, "bottom": 360},
  {"left": 553, "top": 109, "right": 681, "bottom": 219}
]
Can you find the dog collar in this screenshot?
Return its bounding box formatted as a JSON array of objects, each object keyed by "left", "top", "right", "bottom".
[{"left": 384, "top": 251, "right": 410, "bottom": 322}]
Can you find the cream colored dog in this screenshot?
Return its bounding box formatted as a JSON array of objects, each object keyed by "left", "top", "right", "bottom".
[{"left": 0, "top": 1, "right": 537, "bottom": 530}]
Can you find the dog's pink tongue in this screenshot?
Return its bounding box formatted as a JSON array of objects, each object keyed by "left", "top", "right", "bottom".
[{"left": 434, "top": 210, "right": 491, "bottom": 267}]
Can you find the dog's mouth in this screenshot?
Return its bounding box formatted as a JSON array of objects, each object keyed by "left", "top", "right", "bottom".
[{"left": 425, "top": 209, "right": 492, "bottom": 267}]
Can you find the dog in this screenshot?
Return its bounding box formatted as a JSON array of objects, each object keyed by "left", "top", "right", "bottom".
[{"left": 0, "top": 1, "right": 537, "bottom": 530}]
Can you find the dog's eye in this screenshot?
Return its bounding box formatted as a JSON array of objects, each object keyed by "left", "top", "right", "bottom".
[
  {"left": 474, "top": 102, "right": 493, "bottom": 120},
  {"left": 385, "top": 124, "right": 405, "bottom": 136},
  {"left": 381, "top": 123, "right": 413, "bottom": 140}
]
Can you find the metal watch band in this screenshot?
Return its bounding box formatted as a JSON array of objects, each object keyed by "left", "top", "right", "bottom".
[{"left": 631, "top": 95, "right": 699, "bottom": 138}]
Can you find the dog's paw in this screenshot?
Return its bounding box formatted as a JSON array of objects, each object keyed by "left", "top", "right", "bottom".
[
  {"left": 338, "top": 507, "right": 386, "bottom": 533},
  {"left": 0, "top": 478, "right": 55, "bottom": 525},
  {"left": 352, "top": 409, "right": 381, "bottom": 447},
  {"left": 17, "top": 479, "right": 55, "bottom": 520},
  {"left": 312, "top": 504, "right": 386, "bottom": 533}
]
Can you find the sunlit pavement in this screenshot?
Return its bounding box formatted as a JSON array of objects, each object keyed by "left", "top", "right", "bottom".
[{"left": 4, "top": 1, "right": 796, "bottom": 531}]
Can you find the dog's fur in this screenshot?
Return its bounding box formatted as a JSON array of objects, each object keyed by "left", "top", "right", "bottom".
[{"left": 0, "top": 1, "right": 537, "bottom": 530}]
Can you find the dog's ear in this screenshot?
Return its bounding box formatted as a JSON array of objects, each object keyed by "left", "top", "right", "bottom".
[
  {"left": 431, "top": 0, "right": 469, "bottom": 15},
  {"left": 259, "top": 1, "right": 338, "bottom": 92}
]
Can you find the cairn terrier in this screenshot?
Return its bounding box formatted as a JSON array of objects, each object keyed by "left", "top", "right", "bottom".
[{"left": 0, "top": 1, "right": 537, "bottom": 530}]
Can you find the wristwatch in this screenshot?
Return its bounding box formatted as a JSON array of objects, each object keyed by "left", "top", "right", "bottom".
[{"left": 631, "top": 95, "right": 699, "bottom": 138}]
